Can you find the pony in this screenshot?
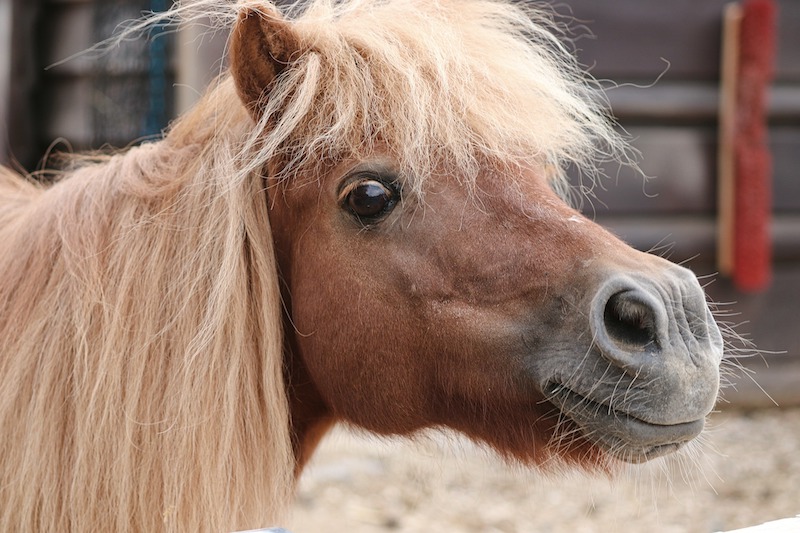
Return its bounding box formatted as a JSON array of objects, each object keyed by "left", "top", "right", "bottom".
[{"left": 0, "top": 0, "right": 724, "bottom": 531}]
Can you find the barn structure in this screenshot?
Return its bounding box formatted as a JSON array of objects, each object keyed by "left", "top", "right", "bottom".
[{"left": 1, "top": 0, "right": 798, "bottom": 406}]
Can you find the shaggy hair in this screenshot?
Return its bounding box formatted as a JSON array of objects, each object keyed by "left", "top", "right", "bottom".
[
  {"left": 101, "top": 0, "right": 628, "bottom": 194},
  {"left": 0, "top": 95, "right": 293, "bottom": 532},
  {"left": 0, "top": 0, "right": 628, "bottom": 531},
  {"left": 240, "top": 0, "right": 627, "bottom": 195}
]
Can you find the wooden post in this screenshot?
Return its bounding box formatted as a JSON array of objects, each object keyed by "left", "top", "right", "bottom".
[{"left": 717, "top": 2, "right": 742, "bottom": 277}]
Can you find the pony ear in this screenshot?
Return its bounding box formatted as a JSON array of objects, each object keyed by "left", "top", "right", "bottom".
[{"left": 229, "top": 8, "right": 303, "bottom": 120}]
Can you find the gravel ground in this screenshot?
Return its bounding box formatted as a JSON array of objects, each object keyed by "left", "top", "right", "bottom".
[{"left": 289, "top": 407, "right": 800, "bottom": 532}]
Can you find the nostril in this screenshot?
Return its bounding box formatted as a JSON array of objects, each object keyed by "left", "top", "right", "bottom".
[{"left": 603, "top": 290, "right": 658, "bottom": 351}]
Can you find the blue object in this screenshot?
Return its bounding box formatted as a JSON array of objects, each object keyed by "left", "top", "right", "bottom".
[{"left": 144, "top": 0, "right": 168, "bottom": 137}]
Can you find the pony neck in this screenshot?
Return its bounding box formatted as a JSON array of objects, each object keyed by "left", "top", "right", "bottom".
[{"left": 0, "top": 78, "right": 297, "bottom": 530}]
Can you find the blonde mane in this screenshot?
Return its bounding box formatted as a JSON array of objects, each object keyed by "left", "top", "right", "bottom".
[
  {"left": 0, "top": 0, "right": 628, "bottom": 531},
  {"left": 0, "top": 83, "right": 297, "bottom": 531},
  {"left": 109, "top": 0, "right": 627, "bottom": 194},
  {"left": 244, "top": 0, "right": 626, "bottom": 195}
]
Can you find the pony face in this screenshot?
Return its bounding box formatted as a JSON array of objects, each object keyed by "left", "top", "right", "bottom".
[
  {"left": 228, "top": 1, "right": 722, "bottom": 469},
  {"left": 267, "top": 153, "right": 722, "bottom": 467}
]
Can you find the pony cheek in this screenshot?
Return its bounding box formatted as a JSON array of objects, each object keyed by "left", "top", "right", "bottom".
[{"left": 289, "top": 268, "right": 434, "bottom": 434}]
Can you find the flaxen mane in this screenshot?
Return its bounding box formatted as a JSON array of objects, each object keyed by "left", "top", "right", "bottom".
[
  {"left": 0, "top": 94, "right": 294, "bottom": 531},
  {"left": 0, "top": 0, "right": 627, "bottom": 530}
]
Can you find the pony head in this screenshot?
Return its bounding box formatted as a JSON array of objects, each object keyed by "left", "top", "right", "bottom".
[{"left": 225, "top": 0, "right": 722, "bottom": 468}]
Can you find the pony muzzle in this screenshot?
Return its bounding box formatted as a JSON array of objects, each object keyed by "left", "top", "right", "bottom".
[{"left": 546, "top": 268, "right": 723, "bottom": 462}]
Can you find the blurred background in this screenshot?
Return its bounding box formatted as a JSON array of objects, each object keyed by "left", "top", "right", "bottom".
[{"left": 0, "top": 0, "right": 798, "bottom": 531}]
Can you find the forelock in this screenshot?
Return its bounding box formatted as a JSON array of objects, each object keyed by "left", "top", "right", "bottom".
[{"left": 250, "top": 0, "right": 630, "bottom": 197}]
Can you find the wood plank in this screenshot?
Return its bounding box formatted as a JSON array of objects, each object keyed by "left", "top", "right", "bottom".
[
  {"left": 717, "top": 3, "right": 741, "bottom": 278},
  {"left": 38, "top": 2, "right": 95, "bottom": 75},
  {"left": 547, "top": 0, "right": 729, "bottom": 80},
  {"left": 572, "top": 126, "right": 800, "bottom": 214},
  {"left": 775, "top": 0, "right": 800, "bottom": 81},
  {"left": 577, "top": 127, "right": 717, "bottom": 214},
  {"left": 596, "top": 213, "right": 800, "bottom": 262},
  {"left": 604, "top": 83, "right": 800, "bottom": 122},
  {"left": 720, "top": 354, "right": 800, "bottom": 409},
  {"left": 38, "top": 77, "right": 93, "bottom": 146},
  {"left": 543, "top": 0, "right": 799, "bottom": 82}
]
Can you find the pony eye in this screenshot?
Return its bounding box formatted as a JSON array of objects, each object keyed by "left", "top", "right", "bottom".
[{"left": 341, "top": 178, "right": 398, "bottom": 223}]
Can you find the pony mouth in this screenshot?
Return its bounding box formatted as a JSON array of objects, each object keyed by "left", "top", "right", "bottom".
[{"left": 545, "top": 382, "right": 704, "bottom": 463}]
